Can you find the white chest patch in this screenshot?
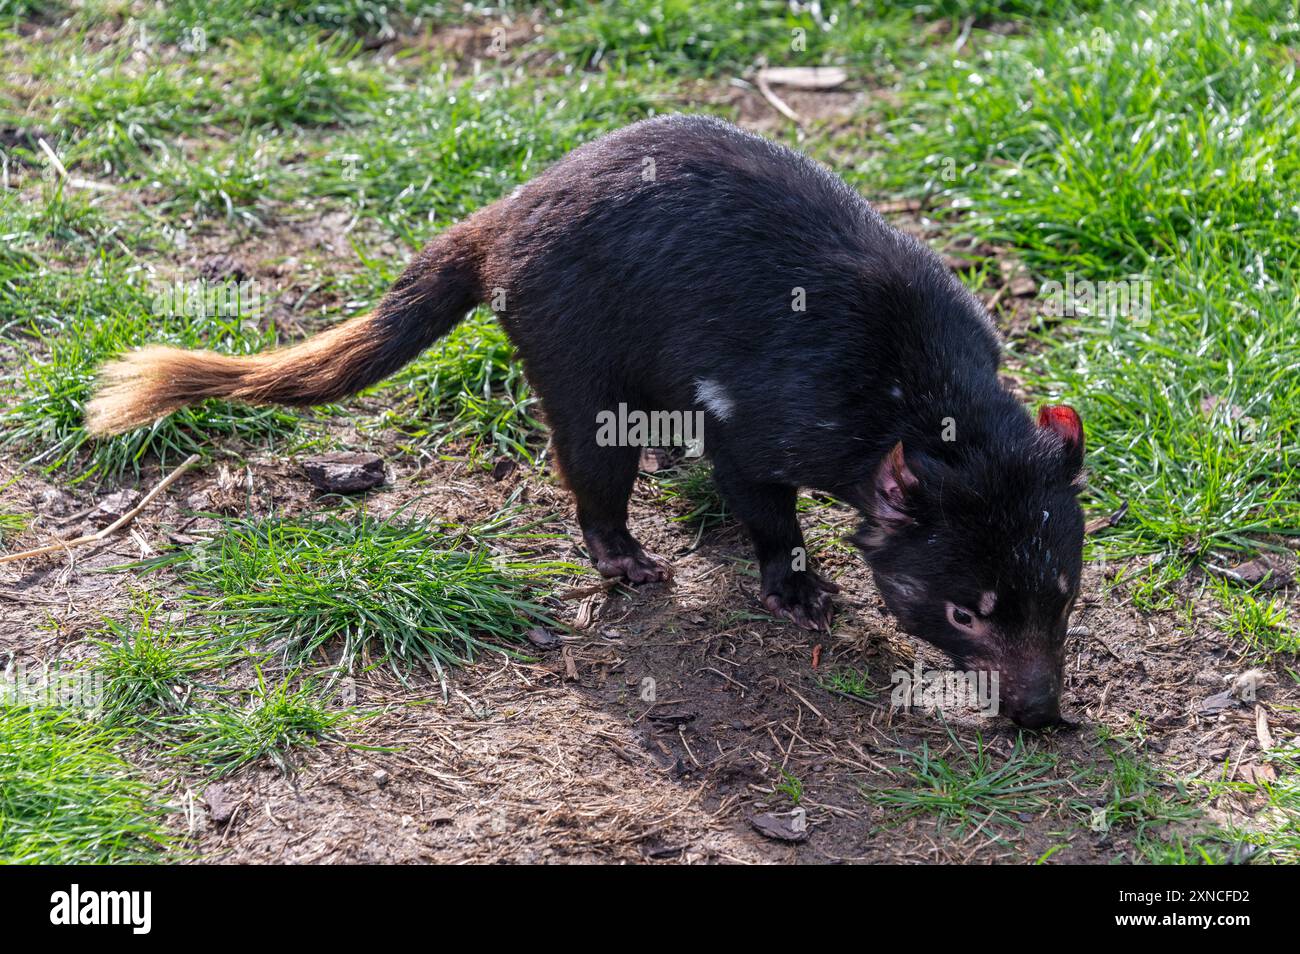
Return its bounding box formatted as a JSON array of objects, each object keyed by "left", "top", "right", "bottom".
[{"left": 695, "top": 379, "right": 735, "bottom": 421}]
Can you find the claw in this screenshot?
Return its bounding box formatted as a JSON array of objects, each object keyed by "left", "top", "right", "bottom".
[
  {"left": 596, "top": 552, "right": 673, "bottom": 585},
  {"left": 762, "top": 572, "right": 836, "bottom": 631}
]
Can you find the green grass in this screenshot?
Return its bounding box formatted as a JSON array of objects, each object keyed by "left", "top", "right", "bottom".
[
  {"left": 298, "top": 69, "right": 671, "bottom": 238},
  {"left": 169, "top": 671, "right": 350, "bottom": 778},
  {"left": 867, "top": 729, "right": 1066, "bottom": 837},
  {"left": 1242, "top": 741, "right": 1300, "bottom": 863},
  {"left": 536, "top": 0, "right": 1035, "bottom": 77},
  {"left": 1212, "top": 578, "right": 1299, "bottom": 657},
  {"left": 139, "top": 0, "right": 464, "bottom": 41},
  {"left": 818, "top": 666, "right": 877, "bottom": 701},
  {"left": 0, "top": 704, "right": 170, "bottom": 863},
  {"left": 847, "top": 0, "right": 1300, "bottom": 567},
  {"left": 0, "top": 232, "right": 299, "bottom": 479},
  {"left": 144, "top": 509, "right": 567, "bottom": 678},
  {"left": 650, "top": 461, "right": 728, "bottom": 529},
  {"left": 89, "top": 610, "right": 241, "bottom": 728},
  {"left": 144, "top": 132, "right": 287, "bottom": 223},
  {"left": 0, "top": 510, "right": 28, "bottom": 544},
  {"left": 1090, "top": 735, "right": 1202, "bottom": 846},
  {"left": 376, "top": 309, "right": 542, "bottom": 462},
  {"left": 775, "top": 768, "right": 804, "bottom": 806}
]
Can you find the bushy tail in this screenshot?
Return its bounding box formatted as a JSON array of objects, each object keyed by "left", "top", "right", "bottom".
[{"left": 85, "top": 216, "right": 492, "bottom": 436}]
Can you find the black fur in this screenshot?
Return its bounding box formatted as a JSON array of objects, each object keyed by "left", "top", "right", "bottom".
[
  {"left": 477, "top": 115, "right": 1085, "bottom": 726},
  {"left": 102, "top": 114, "right": 1087, "bottom": 726}
]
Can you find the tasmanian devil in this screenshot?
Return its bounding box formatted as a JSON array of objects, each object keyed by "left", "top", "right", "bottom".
[{"left": 86, "top": 114, "right": 1086, "bottom": 728}]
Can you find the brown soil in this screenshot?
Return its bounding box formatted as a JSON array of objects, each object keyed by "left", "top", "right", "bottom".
[{"left": 2, "top": 426, "right": 1295, "bottom": 863}]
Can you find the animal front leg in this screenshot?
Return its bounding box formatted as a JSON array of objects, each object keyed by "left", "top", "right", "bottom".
[{"left": 712, "top": 466, "right": 837, "bottom": 630}]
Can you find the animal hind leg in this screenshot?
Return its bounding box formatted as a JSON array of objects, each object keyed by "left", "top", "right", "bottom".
[{"left": 551, "top": 421, "right": 671, "bottom": 585}]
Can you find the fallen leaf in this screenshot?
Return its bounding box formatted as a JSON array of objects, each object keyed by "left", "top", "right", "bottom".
[
  {"left": 1084, "top": 502, "right": 1128, "bottom": 535},
  {"left": 1239, "top": 763, "right": 1277, "bottom": 784}
]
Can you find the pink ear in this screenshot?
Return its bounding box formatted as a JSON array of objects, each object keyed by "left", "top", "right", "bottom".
[
  {"left": 1038, "top": 405, "right": 1083, "bottom": 456},
  {"left": 874, "top": 442, "right": 919, "bottom": 525}
]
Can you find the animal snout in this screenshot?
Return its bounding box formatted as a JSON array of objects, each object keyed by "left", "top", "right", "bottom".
[{"left": 1007, "top": 688, "right": 1062, "bottom": 729}]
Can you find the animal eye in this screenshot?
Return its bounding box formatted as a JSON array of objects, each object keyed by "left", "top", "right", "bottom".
[
  {"left": 946, "top": 603, "right": 977, "bottom": 630},
  {"left": 946, "top": 600, "right": 993, "bottom": 639}
]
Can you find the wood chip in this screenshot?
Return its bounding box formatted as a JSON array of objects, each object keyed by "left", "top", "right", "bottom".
[
  {"left": 1255, "top": 706, "right": 1274, "bottom": 750},
  {"left": 756, "top": 66, "right": 848, "bottom": 89}
]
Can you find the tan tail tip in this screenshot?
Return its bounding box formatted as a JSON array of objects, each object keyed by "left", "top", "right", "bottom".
[{"left": 84, "top": 346, "right": 189, "bottom": 437}]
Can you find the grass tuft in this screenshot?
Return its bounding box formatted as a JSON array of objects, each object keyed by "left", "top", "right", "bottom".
[
  {"left": 169, "top": 671, "right": 349, "bottom": 777},
  {"left": 0, "top": 704, "right": 169, "bottom": 863},
  {"left": 867, "top": 728, "right": 1065, "bottom": 836},
  {"left": 378, "top": 309, "right": 542, "bottom": 463},
  {"left": 90, "top": 610, "right": 240, "bottom": 728},
  {"left": 147, "top": 508, "right": 567, "bottom": 677}
]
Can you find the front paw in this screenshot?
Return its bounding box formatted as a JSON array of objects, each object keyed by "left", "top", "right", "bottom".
[
  {"left": 762, "top": 570, "right": 838, "bottom": 631},
  {"left": 595, "top": 551, "right": 673, "bottom": 585}
]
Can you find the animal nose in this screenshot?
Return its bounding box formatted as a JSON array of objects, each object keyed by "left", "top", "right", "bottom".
[{"left": 1009, "top": 691, "right": 1061, "bottom": 729}]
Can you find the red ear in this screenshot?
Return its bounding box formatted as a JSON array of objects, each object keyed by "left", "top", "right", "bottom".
[
  {"left": 873, "top": 441, "right": 919, "bottom": 526},
  {"left": 1038, "top": 405, "right": 1084, "bottom": 461}
]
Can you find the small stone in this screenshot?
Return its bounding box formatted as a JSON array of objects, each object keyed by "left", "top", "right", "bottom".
[
  {"left": 204, "top": 783, "right": 235, "bottom": 825},
  {"left": 525, "top": 626, "right": 562, "bottom": 650},
  {"left": 373, "top": 768, "right": 390, "bottom": 789},
  {"left": 302, "top": 452, "right": 386, "bottom": 493},
  {"left": 749, "top": 809, "right": 809, "bottom": 843}
]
